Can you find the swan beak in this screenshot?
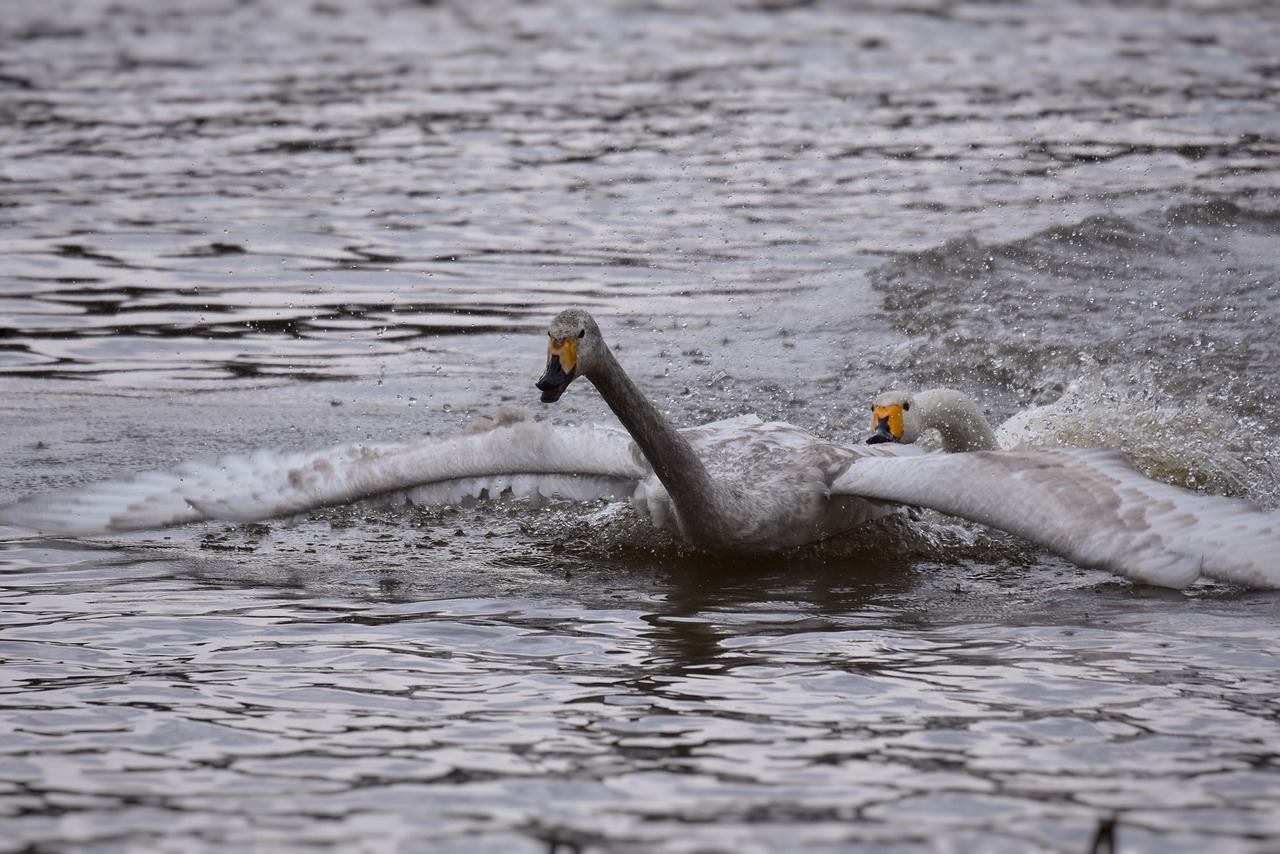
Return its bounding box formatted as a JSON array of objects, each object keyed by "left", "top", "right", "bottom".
[
  {"left": 537, "top": 336, "right": 577, "bottom": 403},
  {"left": 867, "top": 405, "right": 903, "bottom": 445}
]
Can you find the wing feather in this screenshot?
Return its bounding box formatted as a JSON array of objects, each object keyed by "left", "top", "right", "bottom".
[
  {"left": 833, "top": 447, "right": 1279, "bottom": 589},
  {"left": 0, "top": 419, "right": 645, "bottom": 536}
]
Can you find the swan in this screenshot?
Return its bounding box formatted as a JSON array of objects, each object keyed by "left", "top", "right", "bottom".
[
  {"left": 0, "top": 310, "right": 1276, "bottom": 589},
  {"left": 874, "top": 381, "right": 1272, "bottom": 501},
  {"left": 531, "top": 309, "right": 931, "bottom": 552},
  {"left": 857, "top": 387, "right": 1280, "bottom": 589}
]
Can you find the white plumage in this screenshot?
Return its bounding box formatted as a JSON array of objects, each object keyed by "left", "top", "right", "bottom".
[
  {"left": 0, "top": 413, "right": 642, "bottom": 537},
  {"left": 837, "top": 446, "right": 1277, "bottom": 590}
]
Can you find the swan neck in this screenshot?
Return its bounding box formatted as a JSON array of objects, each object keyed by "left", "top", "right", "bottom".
[
  {"left": 588, "top": 350, "right": 727, "bottom": 533},
  {"left": 913, "top": 389, "right": 1000, "bottom": 452}
]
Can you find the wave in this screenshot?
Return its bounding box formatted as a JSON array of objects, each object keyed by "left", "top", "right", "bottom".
[{"left": 868, "top": 200, "right": 1280, "bottom": 428}]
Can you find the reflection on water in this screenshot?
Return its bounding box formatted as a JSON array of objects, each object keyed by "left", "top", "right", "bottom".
[{"left": 3, "top": 0, "right": 1280, "bottom": 851}]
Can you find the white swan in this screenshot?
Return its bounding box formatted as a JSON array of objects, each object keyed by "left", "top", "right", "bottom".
[
  {"left": 0, "top": 311, "right": 1277, "bottom": 589},
  {"left": 858, "top": 387, "right": 1279, "bottom": 589},
  {"left": 867, "top": 386, "right": 1142, "bottom": 453}
]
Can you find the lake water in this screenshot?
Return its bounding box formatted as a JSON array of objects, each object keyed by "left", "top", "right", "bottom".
[{"left": 2, "top": 1, "right": 1279, "bottom": 851}]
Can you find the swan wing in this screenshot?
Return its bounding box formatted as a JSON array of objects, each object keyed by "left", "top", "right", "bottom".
[
  {"left": 0, "top": 418, "right": 646, "bottom": 537},
  {"left": 832, "top": 447, "right": 1279, "bottom": 589}
]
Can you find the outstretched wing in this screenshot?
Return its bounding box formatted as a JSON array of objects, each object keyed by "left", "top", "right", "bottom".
[
  {"left": 833, "top": 447, "right": 1279, "bottom": 590},
  {"left": 0, "top": 418, "right": 646, "bottom": 537}
]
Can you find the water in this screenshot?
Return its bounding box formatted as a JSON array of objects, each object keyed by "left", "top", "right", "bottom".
[{"left": 3, "top": 1, "right": 1280, "bottom": 850}]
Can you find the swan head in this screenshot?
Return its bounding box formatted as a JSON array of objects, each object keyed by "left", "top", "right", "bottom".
[
  {"left": 866, "top": 388, "right": 999, "bottom": 452},
  {"left": 537, "top": 309, "right": 603, "bottom": 403},
  {"left": 866, "top": 390, "right": 917, "bottom": 445}
]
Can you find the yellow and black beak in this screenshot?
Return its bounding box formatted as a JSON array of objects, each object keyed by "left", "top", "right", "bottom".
[
  {"left": 536, "top": 335, "right": 578, "bottom": 403},
  {"left": 867, "top": 404, "right": 904, "bottom": 445}
]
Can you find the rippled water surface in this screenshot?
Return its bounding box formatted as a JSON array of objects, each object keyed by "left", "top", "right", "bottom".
[{"left": 3, "top": 1, "right": 1280, "bottom": 851}]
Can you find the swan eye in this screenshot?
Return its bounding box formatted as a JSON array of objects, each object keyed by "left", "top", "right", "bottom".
[
  {"left": 578, "top": 329, "right": 586, "bottom": 339},
  {"left": 902, "top": 402, "right": 910, "bottom": 412}
]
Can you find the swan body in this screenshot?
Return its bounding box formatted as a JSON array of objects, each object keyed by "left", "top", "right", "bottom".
[
  {"left": 626, "top": 414, "right": 915, "bottom": 551},
  {"left": 1, "top": 313, "right": 1277, "bottom": 590}
]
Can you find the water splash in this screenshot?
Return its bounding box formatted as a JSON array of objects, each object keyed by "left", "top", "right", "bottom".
[{"left": 995, "top": 362, "right": 1280, "bottom": 507}]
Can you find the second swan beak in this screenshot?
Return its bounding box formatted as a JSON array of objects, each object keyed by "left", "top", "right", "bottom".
[{"left": 866, "top": 405, "right": 903, "bottom": 445}]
